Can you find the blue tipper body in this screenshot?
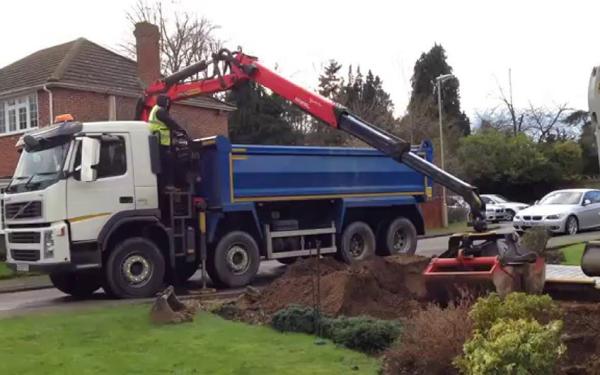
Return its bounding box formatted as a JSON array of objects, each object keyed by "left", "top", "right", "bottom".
[{"left": 196, "top": 136, "right": 433, "bottom": 242}]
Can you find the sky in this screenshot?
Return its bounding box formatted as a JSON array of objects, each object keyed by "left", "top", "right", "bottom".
[{"left": 2, "top": 0, "right": 600, "bottom": 120}]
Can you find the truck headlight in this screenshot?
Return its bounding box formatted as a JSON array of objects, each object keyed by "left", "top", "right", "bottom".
[
  {"left": 44, "top": 230, "right": 55, "bottom": 258},
  {"left": 546, "top": 214, "right": 562, "bottom": 220}
]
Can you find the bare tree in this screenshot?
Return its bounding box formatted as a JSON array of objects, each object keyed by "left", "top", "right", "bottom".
[
  {"left": 475, "top": 106, "right": 522, "bottom": 135},
  {"left": 480, "top": 69, "right": 578, "bottom": 141},
  {"left": 497, "top": 68, "right": 526, "bottom": 136},
  {"left": 124, "top": 0, "right": 222, "bottom": 76},
  {"left": 526, "top": 103, "right": 572, "bottom": 142}
]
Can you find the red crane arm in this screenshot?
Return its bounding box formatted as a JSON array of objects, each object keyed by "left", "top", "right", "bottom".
[
  {"left": 138, "top": 49, "right": 488, "bottom": 232},
  {"left": 141, "top": 52, "right": 338, "bottom": 127}
]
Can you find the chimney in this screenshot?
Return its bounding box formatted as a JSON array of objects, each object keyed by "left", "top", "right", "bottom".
[{"left": 134, "top": 22, "right": 161, "bottom": 87}]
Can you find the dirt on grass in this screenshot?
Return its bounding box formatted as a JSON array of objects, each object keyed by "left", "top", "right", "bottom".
[{"left": 215, "top": 255, "right": 431, "bottom": 323}]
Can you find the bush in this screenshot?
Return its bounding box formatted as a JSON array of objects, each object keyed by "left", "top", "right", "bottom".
[
  {"left": 454, "top": 319, "right": 565, "bottom": 374},
  {"left": 520, "top": 227, "right": 550, "bottom": 255},
  {"left": 384, "top": 298, "right": 473, "bottom": 375},
  {"left": 271, "top": 306, "right": 401, "bottom": 354},
  {"left": 469, "top": 293, "right": 562, "bottom": 332},
  {"left": 324, "top": 316, "right": 401, "bottom": 354},
  {"left": 543, "top": 249, "right": 566, "bottom": 265},
  {"left": 448, "top": 207, "right": 469, "bottom": 224},
  {"left": 271, "top": 305, "right": 318, "bottom": 334}
]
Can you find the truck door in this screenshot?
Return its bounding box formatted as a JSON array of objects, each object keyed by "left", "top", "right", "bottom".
[{"left": 67, "top": 134, "right": 135, "bottom": 241}]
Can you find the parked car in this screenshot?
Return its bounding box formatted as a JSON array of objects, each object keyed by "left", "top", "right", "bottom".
[
  {"left": 513, "top": 189, "right": 600, "bottom": 235},
  {"left": 481, "top": 194, "right": 529, "bottom": 221},
  {"left": 485, "top": 204, "right": 507, "bottom": 223},
  {"left": 448, "top": 195, "right": 506, "bottom": 223}
]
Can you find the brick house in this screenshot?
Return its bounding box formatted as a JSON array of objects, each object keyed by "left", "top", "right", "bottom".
[{"left": 0, "top": 22, "right": 234, "bottom": 178}]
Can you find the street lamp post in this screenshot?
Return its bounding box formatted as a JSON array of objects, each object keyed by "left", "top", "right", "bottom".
[{"left": 436, "top": 73, "right": 455, "bottom": 228}]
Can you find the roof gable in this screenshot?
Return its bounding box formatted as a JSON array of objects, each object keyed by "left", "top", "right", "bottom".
[
  {"left": 0, "top": 38, "right": 235, "bottom": 111},
  {"left": 0, "top": 39, "right": 76, "bottom": 93}
]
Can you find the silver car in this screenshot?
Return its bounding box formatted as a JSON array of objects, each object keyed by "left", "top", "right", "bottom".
[{"left": 513, "top": 189, "right": 600, "bottom": 235}]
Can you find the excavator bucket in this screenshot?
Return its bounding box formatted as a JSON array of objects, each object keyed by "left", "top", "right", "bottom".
[
  {"left": 582, "top": 241, "right": 600, "bottom": 277},
  {"left": 424, "top": 232, "right": 544, "bottom": 301},
  {"left": 150, "top": 285, "right": 198, "bottom": 324}
]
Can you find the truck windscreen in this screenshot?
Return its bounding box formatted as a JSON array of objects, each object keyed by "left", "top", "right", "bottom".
[{"left": 6, "top": 143, "right": 70, "bottom": 193}]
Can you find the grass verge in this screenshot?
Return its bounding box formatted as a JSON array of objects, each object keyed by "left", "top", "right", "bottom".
[
  {"left": 560, "top": 243, "right": 585, "bottom": 266},
  {"left": 0, "top": 262, "right": 39, "bottom": 280},
  {"left": 0, "top": 262, "right": 14, "bottom": 280},
  {"left": 0, "top": 304, "right": 379, "bottom": 374}
]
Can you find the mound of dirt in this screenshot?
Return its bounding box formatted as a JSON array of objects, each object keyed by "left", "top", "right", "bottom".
[
  {"left": 245, "top": 255, "right": 430, "bottom": 320},
  {"left": 558, "top": 301, "right": 600, "bottom": 375}
]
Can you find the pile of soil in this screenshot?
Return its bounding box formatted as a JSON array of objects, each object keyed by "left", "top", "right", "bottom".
[
  {"left": 558, "top": 301, "right": 600, "bottom": 374},
  {"left": 243, "top": 255, "right": 431, "bottom": 320}
]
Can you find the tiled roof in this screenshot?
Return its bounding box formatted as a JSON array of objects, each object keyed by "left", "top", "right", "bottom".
[{"left": 0, "top": 38, "right": 235, "bottom": 111}]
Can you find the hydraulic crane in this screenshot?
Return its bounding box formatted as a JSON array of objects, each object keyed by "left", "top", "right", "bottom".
[
  {"left": 137, "top": 48, "right": 543, "bottom": 295},
  {"left": 138, "top": 48, "right": 489, "bottom": 233}
]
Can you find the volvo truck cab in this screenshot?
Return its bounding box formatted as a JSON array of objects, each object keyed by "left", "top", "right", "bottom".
[{"left": 4, "top": 120, "right": 160, "bottom": 297}]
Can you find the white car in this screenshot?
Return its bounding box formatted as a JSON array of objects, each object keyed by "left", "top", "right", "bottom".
[
  {"left": 485, "top": 204, "right": 507, "bottom": 223},
  {"left": 481, "top": 194, "right": 529, "bottom": 221},
  {"left": 448, "top": 195, "right": 506, "bottom": 222}
]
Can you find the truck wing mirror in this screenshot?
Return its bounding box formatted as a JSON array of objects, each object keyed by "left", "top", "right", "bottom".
[{"left": 80, "top": 137, "right": 101, "bottom": 182}]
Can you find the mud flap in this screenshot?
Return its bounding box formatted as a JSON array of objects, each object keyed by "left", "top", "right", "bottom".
[
  {"left": 150, "top": 285, "right": 198, "bottom": 324},
  {"left": 582, "top": 241, "right": 600, "bottom": 277}
]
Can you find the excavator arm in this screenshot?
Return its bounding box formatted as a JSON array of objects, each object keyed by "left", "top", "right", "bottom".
[{"left": 139, "top": 49, "right": 488, "bottom": 232}]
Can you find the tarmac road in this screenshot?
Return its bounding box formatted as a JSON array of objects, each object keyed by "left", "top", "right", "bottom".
[
  {"left": 3, "top": 223, "right": 600, "bottom": 316},
  {"left": 0, "top": 260, "right": 286, "bottom": 318}
]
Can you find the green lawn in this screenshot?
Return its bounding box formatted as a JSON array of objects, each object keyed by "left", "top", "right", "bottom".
[
  {"left": 0, "top": 262, "right": 14, "bottom": 280},
  {"left": 0, "top": 262, "right": 39, "bottom": 280},
  {"left": 0, "top": 305, "right": 380, "bottom": 374},
  {"left": 560, "top": 243, "right": 585, "bottom": 266}
]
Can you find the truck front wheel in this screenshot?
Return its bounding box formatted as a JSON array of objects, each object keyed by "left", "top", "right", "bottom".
[
  {"left": 106, "top": 237, "right": 166, "bottom": 299},
  {"left": 212, "top": 231, "right": 260, "bottom": 288},
  {"left": 337, "top": 221, "right": 376, "bottom": 263},
  {"left": 49, "top": 271, "right": 101, "bottom": 299}
]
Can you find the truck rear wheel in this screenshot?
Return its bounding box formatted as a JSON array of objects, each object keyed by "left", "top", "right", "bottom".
[
  {"left": 337, "top": 221, "right": 375, "bottom": 263},
  {"left": 106, "top": 237, "right": 165, "bottom": 299},
  {"left": 381, "top": 217, "right": 417, "bottom": 255},
  {"left": 212, "top": 231, "right": 260, "bottom": 288},
  {"left": 50, "top": 271, "right": 101, "bottom": 299}
]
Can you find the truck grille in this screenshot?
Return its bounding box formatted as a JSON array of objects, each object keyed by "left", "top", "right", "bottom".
[
  {"left": 8, "top": 232, "right": 41, "bottom": 244},
  {"left": 5, "top": 201, "right": 42, "bottom": 220},
  {"left": 10, "top": 249, "right": 40, "bottom": 261}
]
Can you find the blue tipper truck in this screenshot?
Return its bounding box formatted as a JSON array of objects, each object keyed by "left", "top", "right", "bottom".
[{"left": 195, "top": 135, "right": 433, "bottom": 287}]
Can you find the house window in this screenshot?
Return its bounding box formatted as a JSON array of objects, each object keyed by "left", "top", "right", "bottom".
[{"left": 0, "top": 93, "right": 38, "bottom": 135}]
